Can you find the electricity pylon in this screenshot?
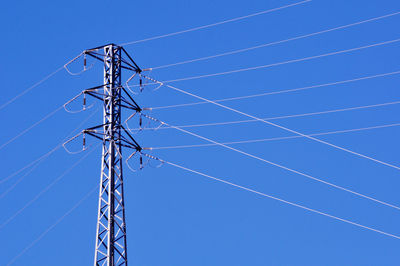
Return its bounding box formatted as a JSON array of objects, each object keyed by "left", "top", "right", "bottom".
[{"left": 65, "top": 43, "right": 146, "bottom": 266}]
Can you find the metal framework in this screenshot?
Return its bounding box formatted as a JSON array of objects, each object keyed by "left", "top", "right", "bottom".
[
  {"left": 67, "top": 43, "right": 144, "bottom": 266},
  {"left": 94, "top": 44, "right": 128, "bottom": 266}
]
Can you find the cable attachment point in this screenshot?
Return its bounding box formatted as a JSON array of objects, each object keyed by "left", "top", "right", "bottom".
[
  {"left": 125, "top": 72, "right": 139, "bottom": 95},
  {"left": 141, "top": 74, "right": 164, "bottom": 91},
  {"left": 64, "top": 52, "right": 95, "bottom": 76},
  {"left": 62, "top": 131, "right": 90, "bottom": 154},
  {"left": 64, "top": 91, "right": 95, "bottom": 114},
  {"left": 125, "top": 149, "right": 164, "bottom": 172},
  {"left": 124, "top": 110, "right": 163, "bottom": 134},
  {"left": 125, "top": 69, "right": 162, "bottom": 94}
]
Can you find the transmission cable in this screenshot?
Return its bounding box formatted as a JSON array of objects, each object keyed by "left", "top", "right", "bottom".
[
  {"left": 0, "top": 145, "right": 98, "bottom": 230},
  {"left": 0, "top": 91, "right": 99, "bottom": 152},
  {"left": 0, "top": 2, "right": 309, "bottom": 112},
  {"left": 0, "top": 108, "right": 99, "bottom": 195},
  {"left": 120, "top": 0, "right": 311, "bottom": 46},
  {"left": 164, "top": 83, "right": 400, "bottom": 171},
  {"left": 151, "top": 122, "right": 400, "bottom": 150},
  {"left": 6, "top": 184, "right": 98, "bottom": 266},
  {"left": 143, "top": 115, "right": 400, "bottom": 211},
  {"left": 0, "top": 66, "right": 64, "bottom": 111},
  {"left": 150, "top": 70, "right": 400, "bottom": 110},
  {"left": 148, "top": 100, "right": 400, "bottom": 130},
  {"left": 148, "top": 38, "right": 400, "bottom": 85},
  {"left": 159, "top": 158, "right": 400, "bottom": 240},
  {"left": 152, "top": 11, "right": 400, "bottom": 70}
]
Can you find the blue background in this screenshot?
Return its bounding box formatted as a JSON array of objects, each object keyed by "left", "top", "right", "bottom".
[{"left": 1, "top": 0, "right": 400, "bottom": 265}]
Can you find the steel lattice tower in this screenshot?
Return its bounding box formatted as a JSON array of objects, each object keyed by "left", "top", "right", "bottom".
[
  {"left": 65, "top": 43, "right": 144, "bottom": 266},
  {"left": 93, "top": 44, "right": 128, "bottom": 265}
]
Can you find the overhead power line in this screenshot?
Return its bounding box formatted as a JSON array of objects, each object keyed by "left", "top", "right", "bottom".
[
  {"left": 0, "top": 66, "right": 64, "bottom": 112},
  {"left": 0, "top": 146, "right": 97, "bottom": 231},
  {"left": 151, "top": 122, "right": 400, "bottom": 150},
  {"left": 154, "top": 38, "right": 400, "bottom": 84},
  {"left": 150, "top": 70, "right": 400, "bottom": 110},
  {"left": 0, "top": 146, "right": 59, "bottom": 185},
  {"left": 120, "top": 0, "right": 312, "bottom": 46},
  {"left": 163, "top": 159, "right": 400, "bottom": 240},
  {"left": 0, "top": 1, "right": 310, "bottom": 112},
  {"left": 0, "top": 105, "right": 64, "bottom": 151},
  {"left": 6, "top": 184, "right": 98, "bottom": 266},
  {"left": 144, "top": 115, "right": 400, "bottom": 211},
  {"left": 148, "top": 100, "right": 400, "bottom": 130},
  {"left": 152, "top": 11, "right": 400, "bottom": 70},
  {"left": 165, "top": 84, "right": 400, "bottom": 171},
  {"left": 0, "top": 108, "right": 99, "bottom": 196}
]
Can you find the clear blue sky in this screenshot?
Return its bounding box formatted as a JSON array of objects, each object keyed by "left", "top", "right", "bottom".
[{"left": 1, "top": 0, "right": 400, "bottom": 265}]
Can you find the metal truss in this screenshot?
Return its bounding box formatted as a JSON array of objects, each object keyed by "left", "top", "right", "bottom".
[
  {"left": 63, "top": 43, "right": 158, "bottom": 265},
  {"left": 79, "top": 44, "right": 142, "bottom": 266}
]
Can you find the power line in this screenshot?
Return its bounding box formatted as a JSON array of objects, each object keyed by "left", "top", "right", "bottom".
[
  {"left": 0, "top": 108, "right": 99, "bottom": 195},
  {"left": 144, "top": 115, "right": 400, "bottom": 211},
  {"left": 151, "top": 122, "right": 400, "bottom": 150},
  {"left": 148, "top": 101, "right": 400, "bottom": 130},
  {"left": 0, "top": 1, "right": 310, "bottom": 113},
  {"left": 162, "top": 159, "right": 400, "bottom": 240},
  {"left": 0, "top": 94, "right": 99, "bottom": 153},
  {"left": 0, "top": 146, "right": 59, "bottom": 185},
  {"left": 150, "top": 70, "right": 400, "bottom": 110},
  {"left": 6, "top": 184, "right": 98, "bottom": 266},
  {"left": 0, "top": 146, "right": 97, "bottom": 230},
  {"left": 165, "top": 84, "right": 400, "bottom": 171},
  {"left": 152, "top": 38, "right": 400, "bottom": 84},
  {"left": 0, "top": 66, "right": 64, "bottom": 111},
  {"left": 0, "top": 105, "right": 64, "bottom": 151},
  {"left": 151, "top": 11, "right": 400, "bottom": 70},
  {"left": 0, "top": 155, "right": 46, "bottom": 200},
  {"left": 120, "top": 0, "right": 312, "bottom": 46}
]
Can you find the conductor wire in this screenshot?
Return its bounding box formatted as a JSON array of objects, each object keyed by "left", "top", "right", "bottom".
[
  {"left": 165, "top": 84, "right": 400, "bottom": 171},
  {"left": 157, "top": 38, "right": 400, "bottom": 84},
  {"left": 151, "top": 11, "right": 400, "bottom": 70},
  {"left": 0, "top": 144, "right": 99, "bottom": 230},
  {"left": 150, "top": 70, "right": 400, "bottom": 110},
  {"left": 6, "top": 184, "right": 99, "bottom": 266},
  {"left": 142, "top": 114, "right": 400, "bottom": 211},
  {"left": 151, "top": 122, "right": 400, "bottom": 150},
  {"left": 120, "top": 0, "right": 312, "bottom": 46},
  {"left": 161, "top": 159, "right": 400, "bottom": 240}
]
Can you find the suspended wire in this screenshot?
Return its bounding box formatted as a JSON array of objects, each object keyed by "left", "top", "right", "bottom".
[
  {"left": 144, "top": 115, "right": 400, "bottom": 211},
  {"left": 0, "top": 108, "right": 99, "bottom": 194},
  {"left": 152, "top": 11, "right": 400, "bottom": 70},
  {"left": 119, "top": 0, "right": 312, "bottom": 46},
  {"left": 149, "top": 38, "right": 400, "bottom": 84},
  {"left": 151, "top": 122, "right": 400, "bottom": 150},
  {"left": 0, "top": 146, "right": 59, "bottom": 185},
  {"left": 162, "top": 159, "right": 400, "bottom": 240},
  {"left": 0, "top": 66, "right": 64, "bottom": 112},
  {"left": 6, "top": 184, "right": 98, "bottom": 266},
  {"left": 150, "top": 70, "right": 400, "bottom": 110},
  {"left": 0, "top": 156, "right": 45, "bottom": 200},
  {"left": 165, "top": 84, "right": 400, "bottom": 171},
  {"left": 0, "top": 145, "right": 98, "bottom": 230},
  {"left": 0, "top": 91, "right": 100, "bottom": 152},
  {"left": 147, "top": 100, "right": 400, "bottom": 131},
  {"left": 0, "top": 104, "right": 64, "bottom": 151},
  {"left": 0, "top": 1, "right": 310, "bottom": 112}
]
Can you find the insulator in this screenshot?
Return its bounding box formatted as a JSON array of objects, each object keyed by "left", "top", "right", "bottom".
[
  {"left": 83, "top": 133, "right": 86, "bottom": 148},
  {"left": 140, "top": 156, "right": 143, "bottom": 169},
  {"left": 84, "top": 54, "right": 87, "bottom": 68},
  {"left": 83, "top": 93, "right": 86, "bottom": 108},
  {"left": 139, "top": 115, "right": 142, "bottom": 127}
]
